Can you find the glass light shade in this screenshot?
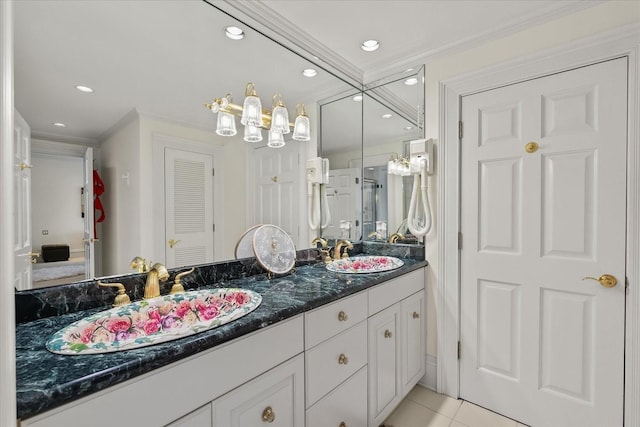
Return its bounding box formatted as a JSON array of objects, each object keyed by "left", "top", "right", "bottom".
[
  {"left": 267, "top": 130, "right": 285, "bottom": 148},
  {"left": 241, "top": 94, "right": 263, "bottom": 127},
  {"left": 270, "top": 105, "right": 290, "bottom": 134},
  {"left": 244, "top": 125, "right": 263, "bottom": 143},
  {"left": 216, "top": 111, "right": 237, "bottom": 136},
  {"left": 387, "top": 160, "right": 397, "bottom": 175},
  {"left": 292, "top": 114, "right": 311, "bottom": 141}
]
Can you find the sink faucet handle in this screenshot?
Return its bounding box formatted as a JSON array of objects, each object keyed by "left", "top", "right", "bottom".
[
  {"left": 98, "top": 280, "right": 131, "bottom": 307},
  {"left": 170, "top": 267, "right": 195, "bottom": 294},
  {"left": 320, "top": 249, "right": 332, "bottom": 264}
]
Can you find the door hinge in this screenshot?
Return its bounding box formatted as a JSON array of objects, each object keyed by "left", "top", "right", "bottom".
[
  {"left": 212, "top": 168, "right": 215, "bottom": 176},
  {"left": 458, "top": 341, "right": 461, "bottom": 359},
  {"left": 213, "top": 224, "right": 216, "bottom": 232},
  {"left": 458, "top": 232, "right": 462, "bottom": 250},
  {"left": 458, "top": 121, "right": 463, "bottom": 139},
  {"left": 355, "top": 177, "right": 359, "bottom": 184}
]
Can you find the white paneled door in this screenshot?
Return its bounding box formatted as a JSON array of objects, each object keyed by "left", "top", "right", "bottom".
[
  {"left": 164, "top": 148, "right": 214, "bottom": 268},
  {"left": 13, "top": 110, "right": 32, "bottom": 291},
  {"left": 460, "top": 58, "right": 627, "bottom": 427},
  {"left": 253, "top": 144, "right": 299, "bottom": 243}
]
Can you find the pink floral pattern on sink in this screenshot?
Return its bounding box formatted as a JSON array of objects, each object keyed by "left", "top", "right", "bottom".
[
  {"left": 46, "top": 288, "right": 262, "bottom": 355},
  {"left": 326, "top": 255, "right": 404, "bottom": 274}
]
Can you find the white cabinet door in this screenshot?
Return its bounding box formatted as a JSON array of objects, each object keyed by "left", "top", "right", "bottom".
[
  {"left": 213, "top": 355, "right": 305, "bottom": 427},
  {"left": 306, "top": 366, "right": 368, "bottom": 427},
  {"left": 401, "top": 290, "right": 425, "bottom": 394},
  {"left": 166, "top": 404, "right": 212, "bottom": 427},
  {"left": 368, "top": 303, "right": 400, "bottom": 426}
]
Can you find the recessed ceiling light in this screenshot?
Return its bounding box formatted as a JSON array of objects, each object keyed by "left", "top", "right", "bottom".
[
  {"left": 352, "top": 95, "right": 363, "bottom": 102},
  {"left": 225, "top": 26, "right": 244, "bottom": 40},
  {"left": 404, "top": 77, "right": 418, "bottom": 86},
  {"left": 75, "top": 85, "right": 94, "bottom": 93},
  {"left": 53, "top": 122, "right": 67, "bottom": 127},
  {"left": 381, "top": 113, "right": 392, "bottom": 119},
  {"left": 404, "top": 126, "right": 414, "bottom": 131},
  {"left": 302, "top": 69, "right": 317, "bottom": 77},
  {"left": 361, "top": 39, "right": 380, "bottom": 52}
]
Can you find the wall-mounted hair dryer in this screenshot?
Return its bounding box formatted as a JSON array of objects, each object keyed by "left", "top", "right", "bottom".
[
  {"left": 407, "top": 139, "right": 434, "bottom": 239},
  {"left": 307, "top": 157, "right": 331, "bottom": 231}
]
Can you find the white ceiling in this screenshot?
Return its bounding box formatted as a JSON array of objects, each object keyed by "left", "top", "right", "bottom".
[{"left": 14, "top": 0, "right": 602, "bottom": 147}]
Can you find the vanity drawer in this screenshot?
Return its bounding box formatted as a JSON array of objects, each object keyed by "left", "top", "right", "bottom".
[
  {"left": 305, "top": 291, "right": 367, "bottom": 349},
  {"left": 305, "top": 320, "right": 367, "bottom": 408},
  {"left": 368, "top": 268, "right": 424, "bottom": 315},
  {"left": 306, "top": 366, "right": 368, "bottom": 427}
]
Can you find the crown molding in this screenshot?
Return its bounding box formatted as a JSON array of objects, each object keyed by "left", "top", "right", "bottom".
[
  {"left": 211, "top": 0, "right": 363, "bottom": 89},
  {"left": 359, "top": 0, "right": 606, "bottom": 82}
]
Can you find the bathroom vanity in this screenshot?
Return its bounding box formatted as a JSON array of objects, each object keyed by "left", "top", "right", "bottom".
[{"left": 16, "top": 248, "right": 426, "bottom": 427}]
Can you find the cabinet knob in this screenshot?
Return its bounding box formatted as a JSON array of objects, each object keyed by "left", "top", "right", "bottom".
[
  {"left": 262, "top": 406, "right": 275, "bottom": 423},
  {"left": 412, "top": 311, "right": 420, "bottom": 319},
  {"left": 338, "top": 353, "right": 349, "bottom": 365},
  {"left": 339, "top": 423, "right": 347, "bottom": 427},
  {"left": 338, "top": 310, "right": 348, "bottom": 321},
  {"left": 384, "top": 329, "right": 393, "bottom": 338}
]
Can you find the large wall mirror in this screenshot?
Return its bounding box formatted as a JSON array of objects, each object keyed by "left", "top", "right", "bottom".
[
  {"left": 319, "top": 67, "right": 425, "bottom": 244},
  {"left": 13, "top": 0, "right": 358, "bottom": 290}
]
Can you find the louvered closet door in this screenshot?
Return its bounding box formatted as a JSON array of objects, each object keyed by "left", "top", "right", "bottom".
[
  {"left": 460, "top": 58, "right": 627, "bottom": 426},
  {"left": 164, "top": 148, "right": 214, "bottom": 268}
]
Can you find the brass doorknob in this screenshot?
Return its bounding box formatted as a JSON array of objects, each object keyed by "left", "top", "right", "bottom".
[
  {"left": 525, "top": 141, "right": 539, "bottom": 153},
  {"left": 168, "top": 239, "right": 181, "bottom": 249},
  {"left": 384, "top": 329, "right": 392, "bottom": 338},
  {"left": 583, "top": 274, "right": 618, "bottom": 288},
  {"left": 412, "top": 312, "right": 420, "bottom": 319},
  {"left": 262, "top": 406, "right": 275, "bottom": 423},
  {"left": 19, "top": 162, "right": 33, "bottom": 171}
]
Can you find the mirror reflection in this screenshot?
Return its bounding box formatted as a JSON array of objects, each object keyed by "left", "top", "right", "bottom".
[
  {"left": 320, "top": 67, "right": 425, "bottom": 245},
  {"left": 14, "top": 0, "right": 356, "bottom": 289}
]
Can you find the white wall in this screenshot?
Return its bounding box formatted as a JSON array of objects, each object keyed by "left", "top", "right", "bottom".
[
  {"left": 421, "top": 0, "right": 640, "bottom": 361},
  {"left": 31, "top": 153, "right": 84, "bottom": 258},
  {"left": 100, "top": 112, "right": 142, "bottom": 275}
]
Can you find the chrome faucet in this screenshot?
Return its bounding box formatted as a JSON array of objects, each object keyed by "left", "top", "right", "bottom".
[
  {"left": 334, "top": 239, "right": 353, "bottom": 261},
  {"left": 143, "top": 262, "right": 169, "bottom": 299}
]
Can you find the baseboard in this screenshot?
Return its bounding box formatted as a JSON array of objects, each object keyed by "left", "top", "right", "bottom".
[{"left": 418, "top": 355, "right": 438, "bottom": 392}]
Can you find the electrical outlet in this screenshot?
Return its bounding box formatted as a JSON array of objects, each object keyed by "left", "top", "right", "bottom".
[{"left": 42, "top": 230, "right": 48, "bottom": 235}]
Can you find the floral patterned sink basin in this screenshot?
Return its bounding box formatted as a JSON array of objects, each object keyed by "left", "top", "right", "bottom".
[
  {"left": 46, "top": 288, "right": 262, "bottom": 355},
  {"left": 326, "top": 255, "right": 404, "bottom": 274}
]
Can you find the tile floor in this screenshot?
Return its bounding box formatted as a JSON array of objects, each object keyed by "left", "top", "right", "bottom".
[{"left": 383, "top": 385, "right": 528, "bottom": 427}]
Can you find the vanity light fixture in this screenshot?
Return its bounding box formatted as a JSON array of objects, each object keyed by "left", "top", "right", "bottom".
[
  {"left": 292, "top": 104, "right": 310, "bottom": 141},
  {"left": 225, "top": 26, "right": 245, "bottom": 40},
  {"left": 381, "top": 113, "right": 393, "bottom": 119},
  {"left": 404, "top": 77, "right": 418, "bottom": 86},
  {"left": 53, "top": 122, "right": 67, "bottom": 127},
  {"left": 302, "top": 68, "right": 317, "bottom": 77},
  {"left": 267, "top": 129, "right": 285, "bottom": 148},
  {"left": 388, "top": 154, "right": 410, "bottom": 176},
  {"left": 205, "top": 82, "right": 311, "bottom": 146},
  {"left": 361, "top": 39, "right": 380, "bottom": 52},
  {"left": 75, "top": 85, "right": 94, "bottom": 93}
]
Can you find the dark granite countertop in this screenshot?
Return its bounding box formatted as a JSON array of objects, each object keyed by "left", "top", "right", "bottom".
[{"left": 16, "top": 256, "right": 427, "bottom": 420}]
